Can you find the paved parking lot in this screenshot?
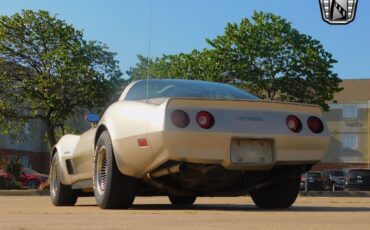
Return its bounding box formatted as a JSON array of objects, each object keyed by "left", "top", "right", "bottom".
[{"left": 1, "top": 196, "right": 370, "bottom": 229}]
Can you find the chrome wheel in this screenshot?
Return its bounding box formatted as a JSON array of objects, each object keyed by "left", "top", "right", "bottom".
[
  {"left": 96, "top": 146, "right": 108, "bottom": 195},
  {"left": 50, "top": 153, "right": 77, "bottom": 206},
  {"left": 50, "top": 159, "right": 58, "bottom": 198},
  {"left": 93, "top": 131, "right": 137, "bottom": 209}
]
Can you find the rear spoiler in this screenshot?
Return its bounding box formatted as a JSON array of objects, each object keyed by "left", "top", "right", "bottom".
[{"left": 166, "top": 98, "right": 325, "bottom": 117}]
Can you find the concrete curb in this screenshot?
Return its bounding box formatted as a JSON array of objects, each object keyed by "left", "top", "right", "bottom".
[
  {"left": 0, "top": 189, "right": 50, "bottom": 196},
  {"left": 300, "top": 191, "right": 370, "bottom": 197}
]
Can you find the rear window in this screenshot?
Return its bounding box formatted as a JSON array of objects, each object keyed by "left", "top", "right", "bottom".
[
  {"left": 330, "top": 171, "right": 344, "bottom": 176},
  {"left": 307, "top": 173, "right": 321, "bottom": 178},
  {"left": 125, "top": 79, "right": 259, "bottom": 101},
  {"left": 348, "top": 169, "right": 370, "bottom": 177}
]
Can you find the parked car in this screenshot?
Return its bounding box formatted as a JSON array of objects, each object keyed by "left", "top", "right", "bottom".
[
  {"left": 344, "top": 169, "right": 370, "bottom": 191},
  {"left": 323, "top": 170, "right": 345, "bottom": 191},
  {"left": 0, "top": 169, "right": 8, "bottom": 179},
  {"left": 50, "top": 79, "right": 330, "bottom": 209},
  {"left": 19, "top": 168, "right": 48, "bottom": 188},
  {"left": 0, "top": 168, "right": 48, "bottom": 188},
  {"left": 300, "top": 172, "right": 325, "bottom": 191}
]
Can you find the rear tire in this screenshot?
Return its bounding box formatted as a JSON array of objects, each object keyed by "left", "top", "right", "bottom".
[
  {"left": 251, "top": 177, "right": 300, "bottom": 209},
  {"left": 168, "top": 195, "right": 196, "bottom": 207},
  {"left": 50, "top": 153, "right": 78, "bottom": 206},
  {"left": 28, "top": 179, "right": 40, "bottom": 189},
  {"left": 93, "top": 131, "right": 138, "bottom": 209}
]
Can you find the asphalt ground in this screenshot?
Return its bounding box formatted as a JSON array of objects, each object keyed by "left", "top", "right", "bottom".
[{"left": 1, "top": 196, "right": 370, "bottom": 230}]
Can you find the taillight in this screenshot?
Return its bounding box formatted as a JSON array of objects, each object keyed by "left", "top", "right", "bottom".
[
  {"left": 170, "top": 110, "right": 190, "bottom": 128},
  {"left": 307, "top": 116, "right": 324, "bottom": 134},
  {"left": 286, "top": 115, "right": 302, "bottom": 133},
  {"left": 196, "top": 111, "right": 214, "bottom": 129}
]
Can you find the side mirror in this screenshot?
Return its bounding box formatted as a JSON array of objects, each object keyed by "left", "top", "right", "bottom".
[{"left": 85, "top": 113, "right": 100, "bottom": 123}]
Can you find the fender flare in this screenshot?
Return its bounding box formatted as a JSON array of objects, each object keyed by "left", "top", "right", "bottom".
[{"left": 51, "top": 134, "right": 80, "bottom": 185}]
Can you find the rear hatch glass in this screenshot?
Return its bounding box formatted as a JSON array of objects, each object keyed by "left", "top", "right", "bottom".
[
  {"left": 330, "top": 171, "right": 344, "bottom": 177},
  {"left": 307, "top": 173, "right": 321, "bottom": 179},
  {"left": 348, "top": 170, "right": 370, "bottom": 177}
]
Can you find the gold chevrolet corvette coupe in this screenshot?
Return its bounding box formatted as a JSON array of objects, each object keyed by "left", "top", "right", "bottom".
[{"left": 50, "top": 79, "right": 330, "bottom": 209}]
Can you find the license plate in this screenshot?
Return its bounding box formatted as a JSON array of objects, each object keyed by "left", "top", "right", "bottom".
[
  {"left": 357, "top": 179, "right": 364, "bottom": 183},
  {"left": 309, "top": 179, "right": 314, "bottom": 183},
  {"left": 230, "top": 139, "right": 273, "bottom": 164}
]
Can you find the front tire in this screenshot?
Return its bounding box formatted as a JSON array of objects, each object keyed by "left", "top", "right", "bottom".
[
  {"left": 168, "top": 195, "right": 196, "bottom": 207},
  {"left": 251, "top": 177, "right": 300, "bottom": 209},
  {"left": 93, "top": 131, "right": 137, "bottom": 209},
  {"left": 50, "top": 153, "right": 78, "bottom": 206}
]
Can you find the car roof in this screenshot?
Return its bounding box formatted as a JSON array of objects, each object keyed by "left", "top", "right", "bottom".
[
  {"left": 323, "top": 169, "right": 344, "bottom": 173},
  {"left": 347, "top": 168, "right": 370, "bottom": 171},
  {"left": 119, "top": 79, "right": 258, "bottom": 101}
]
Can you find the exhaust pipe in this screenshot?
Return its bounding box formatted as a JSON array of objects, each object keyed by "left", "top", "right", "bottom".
[
  {"left": 143, "top": 173, "right": 194, "bottom": 197},
  {"left": 150, "top": 163, "right": 187, "bottom": 178},
  {"left": 143, "top": 162, "right": 194, "bottom": 196}
]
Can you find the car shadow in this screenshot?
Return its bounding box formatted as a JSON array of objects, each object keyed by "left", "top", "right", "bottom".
[
  {"left": 75, "top": 203, "right": 370, "bottom": 212},
  {"left": 131, "top": 204, "right": 370, "bottom": 212}
]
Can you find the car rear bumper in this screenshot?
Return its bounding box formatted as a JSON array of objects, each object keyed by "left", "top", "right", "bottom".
[
  {"left": 335, "top": 181, "right": 345, "bottom": 188},
  {"left": 345, "top": 183, "right": 370, "bottom": 191},
  {"left": 115, "top": 130, "right": 329, "bottom": 177},
  {"left": 164, "top": 130, "right": 327, "bottom": 167},
  {"left": 307, "top": 183, "right": 324, "bottom": 190},
  {"left": 300, "top": 181, "right": 324, "bottom": 191}
]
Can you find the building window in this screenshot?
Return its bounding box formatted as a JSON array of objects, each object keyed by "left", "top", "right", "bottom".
[
  {"left": 343, "top": 106, "right": 358, "bottom": 119},
  {"left": 8, "top": 155, "right": 17, "bottom": 162},
  {"left": 20, "top": 156, "right": 29, "bottom": 168},
  {"left": 23, "top": 122, "right": 30, "bottom": 134},
  {"left": 342, "top": 135, "right": 358, "bottom": 150}
]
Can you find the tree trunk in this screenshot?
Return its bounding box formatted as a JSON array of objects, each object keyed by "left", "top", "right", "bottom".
[{"left": 45, "top": 121, "right": 57, "bottom": 148}]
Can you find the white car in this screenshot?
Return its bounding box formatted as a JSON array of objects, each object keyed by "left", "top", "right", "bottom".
[{"left": 50, "top": 79, "right": 330, "bottom": 209}]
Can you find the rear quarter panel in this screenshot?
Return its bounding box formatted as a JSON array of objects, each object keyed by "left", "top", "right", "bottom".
[{"left": 98, "top": 101, "right": 163, "bottom": 177}]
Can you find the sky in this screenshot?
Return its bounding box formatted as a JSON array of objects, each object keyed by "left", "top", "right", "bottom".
[{"left": 0, "top": 0, "right": 369, "bottom": 79}]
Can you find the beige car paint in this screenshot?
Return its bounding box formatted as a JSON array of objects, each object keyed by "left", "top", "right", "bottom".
[{"left": 53, "top": 82, "right": 330, "bottom": 186}]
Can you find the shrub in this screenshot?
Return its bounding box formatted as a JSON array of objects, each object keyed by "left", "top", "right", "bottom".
[
  {"left": 5, "top": 158, "right": 23, "bottom": 178},
  {"left": 0, "top": 157, "right": 24, "bottom": 190},
  {"left": 0, "top": 175, "right": 22, "bottom": 190}
]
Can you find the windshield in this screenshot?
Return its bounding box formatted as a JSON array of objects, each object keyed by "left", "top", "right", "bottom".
[
  {"left": 124, "top": 79, "right": 259, "bottom": 101},
  {"left": 23, "top": 168, "right": 40, "bottom": 175}
]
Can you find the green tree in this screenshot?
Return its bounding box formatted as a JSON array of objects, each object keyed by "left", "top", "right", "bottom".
[
  {"left": 127, "top": 50, "right": 224, "bottom": 82},
  {"left": 0, "top": 10, "right": 124, "bottom": 147},
  {"left": 127, "top": 12, "right": 342, "bottom": 110}
]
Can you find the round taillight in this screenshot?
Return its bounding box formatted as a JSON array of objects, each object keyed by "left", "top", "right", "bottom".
[
  {"left": 170, "top": 110, "right": 190, "bottom": 128},
  {"left": 307, "top": 116, "right": 324, "bottom": 134},
  {"left": 286, "top": 115, "right": 302, "bottom": 133},
  {"left": 196, "top": 111, "right": 214, "bottom": 129}
]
